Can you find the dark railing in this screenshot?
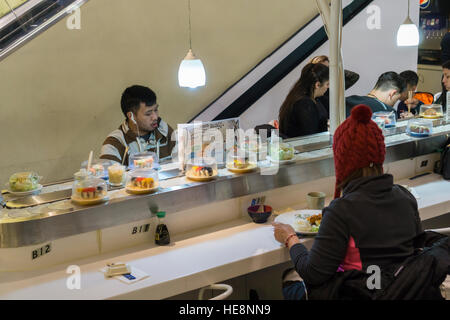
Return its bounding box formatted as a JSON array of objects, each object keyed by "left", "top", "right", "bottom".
[{"left": 0, "top": 0, "right": 88, "bottom": 59}]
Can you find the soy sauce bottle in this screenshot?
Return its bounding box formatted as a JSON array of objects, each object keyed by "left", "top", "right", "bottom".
[{"left": 155, "top": 211, "right": 170, "bottom": 245}]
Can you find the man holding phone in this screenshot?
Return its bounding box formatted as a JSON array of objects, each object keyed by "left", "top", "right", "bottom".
[{"left": 100, "top": 85, "right": 176, "bottom": 166}]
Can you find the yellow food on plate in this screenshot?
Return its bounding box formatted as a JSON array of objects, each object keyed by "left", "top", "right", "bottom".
[{"left": 233, "top": 159, "right": 250, "bottom": 169}]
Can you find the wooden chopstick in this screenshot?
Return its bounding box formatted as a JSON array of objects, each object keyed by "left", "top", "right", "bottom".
[{"left": 408, "top": 91, "right": 413, "bottom": 113}]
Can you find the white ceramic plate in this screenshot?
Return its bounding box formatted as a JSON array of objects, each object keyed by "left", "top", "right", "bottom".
[
  {"left": 267, "top": 155, "right": 297, "bottom": 165},
  {"left": 274, "top": 209, "right": 321, "bottom": 235},
  {"left": 7, "top": 184, "right": 43, "bottom": 196}
]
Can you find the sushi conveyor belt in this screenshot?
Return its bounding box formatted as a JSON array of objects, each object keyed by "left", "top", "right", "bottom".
[{"left": 0, "top": 168, "right": 183, "bottom": 209}]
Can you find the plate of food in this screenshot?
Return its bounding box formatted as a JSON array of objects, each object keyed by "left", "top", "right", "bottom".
[
  {"left": 71, "top": 195, "right": 109, "bottom": 206},
  {"left": 421, "top": 109, "right": 443, "bottom": 119},
  {"left": 419, "top": 105, "right": 444, "bottom": 119},
  {"left": 71, "top": 185, "right": 109, "bottom": 206},
  {"left": 7, "top": 184, "right": 43, "bottom": 196},
  {"left": 267, "top": 154, "right": 297, "bottom": 165},
  {"left": 6, "top": 172, "right": 43, "bottom": 196},
  {"left": 185, "top": 166, "right": 218, "bottom": 182},
  {"left": 71, "top": 177, "right": 109, "bottom": 205},
  {"left": 372, "top": 111, "right": 396, "bottom": 128},
  {"left": 406, "top": 119, "right": 433, "bottom": 137},
  {"left": 269, "top": 143, "right": 295, "bottom": 163},
  {"left": 226, "top": 162, "right": 257, "bottom": 174},
  {"left": 125, "top": 177, "right": 159, "bottom": 195},
  {"left": 274, "top": 210, "right": 322, "bottom": 235}
]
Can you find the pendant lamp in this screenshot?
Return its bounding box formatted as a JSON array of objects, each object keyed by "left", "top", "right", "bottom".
[
  {"left": 178, "top": 0, "right": 206, "bottom": 88},
  {"left": 396, "top": 0, "right": 419, "bottom": 46}
]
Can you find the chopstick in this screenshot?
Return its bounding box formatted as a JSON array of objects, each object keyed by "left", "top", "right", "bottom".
[
  {"left": 122, "top": 146, "right": 129, "bottom": 165},
  {"left": 408, "top": 91, "right": 413, "bottom": 114}
]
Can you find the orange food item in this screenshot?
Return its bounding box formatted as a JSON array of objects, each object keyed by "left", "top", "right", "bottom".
[
  {"left": 413, "top": 92, "right": 434, "bottom": 105},
  {"left": 306, "top": 213, "right": 322, "bottom": 226}
]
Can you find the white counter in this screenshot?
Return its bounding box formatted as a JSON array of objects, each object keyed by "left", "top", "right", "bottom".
[
  {"left": 0, "top": 173, "right": 448, "bottom": 300},
  {"left": 0, "top": 217, "right": 310, "bottom": 300}
]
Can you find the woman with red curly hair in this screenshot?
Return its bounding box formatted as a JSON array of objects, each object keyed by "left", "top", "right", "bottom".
[{"left": 273, "top": 104, "right": 424, "bottom": 299}]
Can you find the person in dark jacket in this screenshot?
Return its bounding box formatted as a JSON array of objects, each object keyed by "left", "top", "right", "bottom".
[
  {"left": 345, "top": 72, "right": 406, "bottom": 118},
  {"left": 272, "top": 104, "right": 435, "bottom": 300},
  {"left": 441, "top": 32, "right": 450, "bottom": 64},
  {"left": 310, "top": 55, "right": 360, "bottom": 118},
  {"left": 396, "top": 70, "right": 424, "bottom": 118},
  {"left": 434, "top": 60, "right": 450, "bottom": 113},
  {"left": 278, "top": 63, "right": 329, "bottom": 138}
]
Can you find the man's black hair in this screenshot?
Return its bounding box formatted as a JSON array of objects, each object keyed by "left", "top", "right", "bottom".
[
  {"left": 374, "top": 71, "right": 406, "bottom": 94},
  {"left": 443, "top": 60, "right": 450, "bottom": 69},
  {"left": 121, "top": 85, "right": 157, "bottom": 117},
  {"left": 399, "top": 70, "right": 419, "bottom": 87}
]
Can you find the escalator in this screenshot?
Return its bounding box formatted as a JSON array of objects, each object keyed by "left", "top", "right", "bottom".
[{"left": 0, "top": 0, "right": 86, "bottom": 57}]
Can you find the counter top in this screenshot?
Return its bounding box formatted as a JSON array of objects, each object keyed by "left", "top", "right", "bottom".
[
  {"left": 0, "top": 217, "right": 305, "bottom": 300},
  {"left": 0, "top": 173, "right": 448, "bottom": 300}
]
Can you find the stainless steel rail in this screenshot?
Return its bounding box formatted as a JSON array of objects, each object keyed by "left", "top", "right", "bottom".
[{"left": 0, "top": 128, "right": 449, "bottom": 248}]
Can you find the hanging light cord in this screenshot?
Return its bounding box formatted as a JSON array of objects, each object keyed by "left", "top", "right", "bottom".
[
  {"left": 188, "top": 0, "right": 192, "bottom": 50},
  {"left": 407, "top": 0, "right": 410, "bottom": 18}
]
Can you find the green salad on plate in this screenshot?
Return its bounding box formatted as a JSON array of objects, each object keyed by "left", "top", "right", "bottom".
[{"left": 9, "top": 172, "right": 40, "bottom": 192}]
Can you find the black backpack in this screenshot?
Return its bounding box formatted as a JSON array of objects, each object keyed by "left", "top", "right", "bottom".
[{"left": 306, "top": 231, "right": 449, "bottom": 300}]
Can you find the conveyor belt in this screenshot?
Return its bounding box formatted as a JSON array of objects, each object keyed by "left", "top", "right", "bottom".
[
  {"left": 5, "top": 189, "right": 72, "bottom": 209},
  {"left": 2, "top": 168, "right": 182, "bottom": 209}
]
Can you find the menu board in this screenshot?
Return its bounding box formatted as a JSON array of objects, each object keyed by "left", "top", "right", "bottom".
[{"left": 177, "top": 118, "right": 240, "bottom": 170}]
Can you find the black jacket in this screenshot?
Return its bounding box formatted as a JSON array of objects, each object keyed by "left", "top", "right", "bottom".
[
  {"left": 279, "top": 97, "right": 328, "bottom": 138},
  {"left": 441, "top": 32, "right": 450, "bottom": 64},
  {"left": 345, "top": 96, "right": 396, "bottom": 118},
  {"left": 317, "top": 69, "right": 360, "bottom": 118},
  {"left": 307, "top": 231, "right": 449, "bottom": 300},
  {"left": 290, "top": 175, "right": 422, "bottom": 288},
  {"left": 396, "top": 99, "right": 424, "bottom": 118}
]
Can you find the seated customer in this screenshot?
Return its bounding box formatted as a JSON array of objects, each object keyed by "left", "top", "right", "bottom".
[
  {"left": 434, "top": 60, "right": 450, "bottom": 113},
  {"left": 346, "top": 72, "right": 406, "bottom": 118},
  {"left": 441, "top": 32, "right": 450, "bottom": 64},
  {"left": 396, "top": 70, "right": 423, "bottom": 118},
  {"left": 279, "top": 63, "right": 329, "bottom": 138},
  {"left": 100, "top": 85, "right": 176, "bottom": 165},
  {"left": 273, "top": 105, "right": 447, "bottom": 300},
  {"left": 310, "top": 55, "right": 360, "bottom": 118}
]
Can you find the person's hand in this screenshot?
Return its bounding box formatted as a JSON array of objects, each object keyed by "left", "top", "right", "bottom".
[
  {"left": 404, "top": 98, "right": 420, "bottom": 109},
  {"left": 400, "top": 111, "right": 414, "bottom": 119},
  {"left": 272, "top": 222, "right": 298, "bottom": 247}
]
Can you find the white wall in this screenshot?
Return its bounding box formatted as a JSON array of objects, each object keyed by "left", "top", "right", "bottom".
[
  {"left": 239, "top": 0, "right": 420, "bottom": 130},
  {"left": 0, "top": 0, "right": 320, "bottom": 184}
]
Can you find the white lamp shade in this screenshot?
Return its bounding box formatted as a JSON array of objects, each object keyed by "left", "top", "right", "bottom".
[
  {"left": 396, "top": 22, "right": 419, "bottom": 46},
  {"left": 178, "top": 50, "right": 206, "bottom": 88}
]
